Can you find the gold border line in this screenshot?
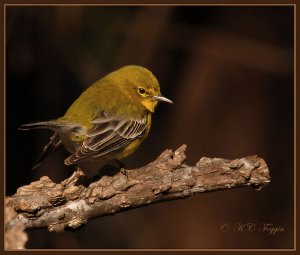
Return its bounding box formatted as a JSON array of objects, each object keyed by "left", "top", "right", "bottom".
[
  {"left": 3, "top": 3, "right": 296, "bottom": 6},
  {"left": 3, "top": 3, "right": 6, "bottom": 246},
  {"left": 294, "top": 3, "right": 296, "bottom": 251}
]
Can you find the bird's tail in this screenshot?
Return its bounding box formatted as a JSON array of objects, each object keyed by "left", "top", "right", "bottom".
[
  {"left": 31, "top": 132, "right": 62, "bottom": 170},
  {"left": 19, "top": 119, "right": 80, "bottom": 170},
  {"left": 19, "top": 119, "right": 80, "bottom": 132},
  {"left": 18, "top": 120, "right": 62, "bottom": 131}
]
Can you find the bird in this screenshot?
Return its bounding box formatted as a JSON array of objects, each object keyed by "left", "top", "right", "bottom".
[{"left": 20, "top": 65, "right": 173, "bottom": 170}]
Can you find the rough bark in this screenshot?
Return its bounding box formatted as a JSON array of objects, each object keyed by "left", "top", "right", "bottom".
[
  {"left": 6, "top": 145, "right": 270, "bottom": 233},
  {"left": 5, "top": 199, "right": 28, "bottom": 249}
]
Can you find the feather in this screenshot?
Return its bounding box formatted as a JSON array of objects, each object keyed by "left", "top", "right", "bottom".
[
  {"left": 64, "top": 112, "right": 148, "bottom": 165},
  {"left": 31, "top": 133, "right": 62, "bottom": 170}
]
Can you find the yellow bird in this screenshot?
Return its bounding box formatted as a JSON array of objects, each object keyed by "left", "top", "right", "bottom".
[{"left": 20, "top": 65, "right": 173, "bottom": 169}]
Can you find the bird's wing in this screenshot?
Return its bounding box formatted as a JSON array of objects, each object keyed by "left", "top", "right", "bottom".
[{"left": 64, "top": 112, "right": 148, "bottom": 165}]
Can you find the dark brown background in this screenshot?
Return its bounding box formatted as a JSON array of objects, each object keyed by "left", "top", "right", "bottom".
[{"left": 6, "top": 6, "right": 294, "bottom": 249}]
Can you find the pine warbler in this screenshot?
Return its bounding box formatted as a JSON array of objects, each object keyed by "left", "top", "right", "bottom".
[{"left": 20, "top": 65, "right": 173, "bottom": 169}]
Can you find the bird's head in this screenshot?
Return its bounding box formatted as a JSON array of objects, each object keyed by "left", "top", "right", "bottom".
[{"left": 112, "top": 65, "right": 173, "bottom": 113}]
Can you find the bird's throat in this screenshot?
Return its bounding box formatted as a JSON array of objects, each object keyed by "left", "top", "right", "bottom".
[{"left": 141, "top": 99, "right": 158, "bottom": 113}]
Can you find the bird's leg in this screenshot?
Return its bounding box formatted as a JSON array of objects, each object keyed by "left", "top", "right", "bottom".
[
  {"left": 114, "top": 159, "right": 126, "bottom": 169},
  {"left": 114, "top": 159, "right": 128, "bottom": 176}
]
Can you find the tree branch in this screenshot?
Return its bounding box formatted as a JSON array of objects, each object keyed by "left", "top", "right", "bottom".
[
  {"left": 5, "top": 199, "right": 28, "bottom": 249},
  {"left": 6, "top": 145, "right": 270, "bottom": 232}
]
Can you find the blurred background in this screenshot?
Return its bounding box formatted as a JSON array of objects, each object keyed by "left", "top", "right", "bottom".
[{"left": 6, "top": 6, "right": 294, "bottom": 249}]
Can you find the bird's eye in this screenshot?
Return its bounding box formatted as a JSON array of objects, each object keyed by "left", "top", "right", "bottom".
[{"left": 138, "top": 87, "right": 146, "bottom": 95}]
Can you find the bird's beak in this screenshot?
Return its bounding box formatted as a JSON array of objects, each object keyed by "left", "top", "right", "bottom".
[{"left": 153, "top": 94, "right": 173, "bottom": 104}]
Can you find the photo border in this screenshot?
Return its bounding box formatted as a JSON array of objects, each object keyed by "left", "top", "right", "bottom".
[{"left": 1, "top": 0, "right": 297, "bottom": 253}]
